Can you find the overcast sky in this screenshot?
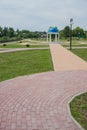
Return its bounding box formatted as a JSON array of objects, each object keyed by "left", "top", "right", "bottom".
[{"left": 0, "top": 0, "right": 87, "bottom": 31}]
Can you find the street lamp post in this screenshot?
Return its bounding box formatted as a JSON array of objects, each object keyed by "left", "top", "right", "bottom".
[
  {"left": 0, "top": 32, "right": 1, "bottom": 37},
  {"left": 78, "top": 32, "right": 80, "bottom": 39},
  {"left": 70, "top": 18, "right": 73, "bottom": 50}
]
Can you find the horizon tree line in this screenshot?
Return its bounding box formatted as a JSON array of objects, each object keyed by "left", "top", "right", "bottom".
[{"left": 0, "top": 26, "right": 86, "bottom": 43}]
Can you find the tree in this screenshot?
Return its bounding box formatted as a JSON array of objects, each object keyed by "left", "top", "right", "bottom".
[
  {"left": 3, "top": 27, "right": 8, "bottom": 37},
  {"left": 0, "top": 26, "right": 3, "bottom": 37},
  {"left": 59, "top": 30, "right": 65, "bottom": 38},
  {"left": 73, "top": 27, "right": 85, "bottom": 38},
  {"left": 61, "top": 26, "right": 70, "bottom": 38},
  {"left": 8, "top": 27, "right": 15, "bottom": 37}
]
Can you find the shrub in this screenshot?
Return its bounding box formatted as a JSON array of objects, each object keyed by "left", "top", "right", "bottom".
[
  {"left": 26, "top": 44, "right": 30, "bottom": 47},
  {"left": 19, "top": 41, "right": 22, "bottom": 43},
  {"left": 3, "top": 43, "right": 7, "bottom": 46}
]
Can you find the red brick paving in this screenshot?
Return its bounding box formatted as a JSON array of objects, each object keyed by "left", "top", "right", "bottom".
[{"left": 0, "top": 71, "right": 87, "bottom": 130}]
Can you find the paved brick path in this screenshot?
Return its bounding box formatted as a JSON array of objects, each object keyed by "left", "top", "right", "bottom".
[
  {"left": 50, "top": 44, "right": 87, "bottom": 71},
  {"left": 0, "top": 44, "right": 87, "bottom": 130},
  {"left": 0, "top": 71, "right": 87, "bottom": 130}
]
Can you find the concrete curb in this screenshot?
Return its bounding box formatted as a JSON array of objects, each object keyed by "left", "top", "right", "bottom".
[
  {"left": 68, "top": 92, "right": 87, "bottom": 130},
  {"left": 0, "top": 47, "right": 49, "bottom": 53}
]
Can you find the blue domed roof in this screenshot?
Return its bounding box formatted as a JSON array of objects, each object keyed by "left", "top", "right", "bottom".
[{"left": 48, "top": 27, "right": 59, "bottom": 33}]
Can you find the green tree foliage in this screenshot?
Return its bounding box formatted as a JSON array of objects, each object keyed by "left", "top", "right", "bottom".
[
  {"left": 60, "top": 26, "right": 70, "bottom": 38},
  {"left": 64, "top": 26, "right": 70, "bottom": 37},
  {"left": 3, "top": 27, "right": 8, "bottom": 37},
  {"left": 73, "top": 27, "right": 85, "bottom": 37},
  {"left": 8, "top": 27, "right": 15, "bottom": 37},
  {"left": 1, "top": 25, "right": 86, "bottom": 42},
  {"left": 60, "top": 26, "right": 86, "bottom": 39},
  {"left": 0, "top": 26, "right": 3, "bottom": 37},
  {"left": 0, "top": 26, "right": 47, "bottom": 43}
]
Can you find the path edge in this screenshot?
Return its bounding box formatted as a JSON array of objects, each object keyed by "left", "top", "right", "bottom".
[{"left": 68, "top": 92, "right": 87, "bottom": 130}]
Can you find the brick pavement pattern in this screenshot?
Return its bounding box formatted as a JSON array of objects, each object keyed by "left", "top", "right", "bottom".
[{"left": 0, "top": 71, "right": 87, "bottom": 130}]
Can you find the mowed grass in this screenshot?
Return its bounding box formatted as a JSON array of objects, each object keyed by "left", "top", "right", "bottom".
[
  {"left": 70, "top": 93, "right": 87, "bottom": 130},
  {"left": 0, "top": 49, "right": 53, "bottom": 82},
  {"left": 61, "top": 39, "right": 87, "bottom": 47},
  {"left": 71, "top": 49, "right": 87, "bottom": 61},
  {"left": 70, "top": 48, "right": 87, "bottom": 129},
  {"left": 0, "top": 43, "right": 49, "bottom": 48},
  {"left": 62, "top": 44, "right": 87, "bottom": 47}
]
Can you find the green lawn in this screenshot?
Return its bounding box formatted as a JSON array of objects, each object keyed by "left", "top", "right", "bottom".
[
  {"left": 70, "top": 48, "right": 87, "bottom": 130},
  {"left": 0, "top": 49, "right": 53, "bottom": 82},
  {"left": 70, "top": 93, "right": 87, "bottom": 130},
  {"left": 61, "top": 39, "right": 87, "bottom": 129},
  {"left": 63, "top": 44, "right": 87, "bottom": 130},
  {"left": 62, "top": 40, "right": 87, "bottom": 62},
  {"left": 61, "top": 39, "right": 87, "bottom": 48},
  {"left": 0, "top": 43, "right": 49, "bottom": 48},
  {"left": 0, "top": 41, "right": 87, "bottom": 130},
  {"left": 62, "top": 44, "right": 87, "bottom": 47},
  {"left": 71, "top": 49, "right": 87, "bottom": 61}
]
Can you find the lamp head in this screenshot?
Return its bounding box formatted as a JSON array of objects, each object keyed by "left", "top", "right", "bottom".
[{"left": 70, "top": 18, "right": 73, "bottom": 22}]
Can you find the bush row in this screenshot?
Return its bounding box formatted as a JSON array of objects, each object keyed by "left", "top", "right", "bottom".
[{"left": 0, "top": 37, "right": 22, "bottom": 43}]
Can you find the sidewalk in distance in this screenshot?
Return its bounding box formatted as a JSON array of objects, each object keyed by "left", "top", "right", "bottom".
[{"left": 49, "top": 44, "right": 87, "bottom": 71}]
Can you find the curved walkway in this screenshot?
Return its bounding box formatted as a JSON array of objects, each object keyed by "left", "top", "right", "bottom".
[
  {"left": 0, "top": 44, "right": 87, "bottom": 130},
  {"left": 0, "top": 71, "right": 87, "bottom": 130}
]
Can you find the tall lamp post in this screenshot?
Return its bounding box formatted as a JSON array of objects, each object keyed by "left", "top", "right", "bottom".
[{"left": 70, "top": 18, "right": 73, "bottom": 50}]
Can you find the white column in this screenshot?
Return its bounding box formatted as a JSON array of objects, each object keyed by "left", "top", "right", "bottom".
[{"left": 55, "top": 34, "right": 57, "bottom": 42}]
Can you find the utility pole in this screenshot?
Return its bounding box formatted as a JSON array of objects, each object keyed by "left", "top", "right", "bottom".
[{"left": 70, "top": 18, "right": 73, "bottom": 50}]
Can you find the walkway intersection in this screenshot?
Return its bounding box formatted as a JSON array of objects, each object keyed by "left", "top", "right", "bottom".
[{"left": 0, "top": 44, "right": 87, "bottom": 130}]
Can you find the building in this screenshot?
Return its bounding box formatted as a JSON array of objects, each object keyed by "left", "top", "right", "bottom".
[{"left": 47, "top": 27, "right": 59, "bottom": 43}]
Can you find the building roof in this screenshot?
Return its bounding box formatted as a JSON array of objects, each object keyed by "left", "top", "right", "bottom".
[{"left": 48, "top": 27, "right": 59, "bottom": 33}]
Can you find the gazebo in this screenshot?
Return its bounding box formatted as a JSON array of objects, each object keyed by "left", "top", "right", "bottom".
[{"left": 47, "top": 27, "right": 59, "bottom": 43}]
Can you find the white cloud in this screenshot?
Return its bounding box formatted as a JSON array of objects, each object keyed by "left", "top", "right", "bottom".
[{"left": 0, "top": 0, "right": 87, "bottom": 31}]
